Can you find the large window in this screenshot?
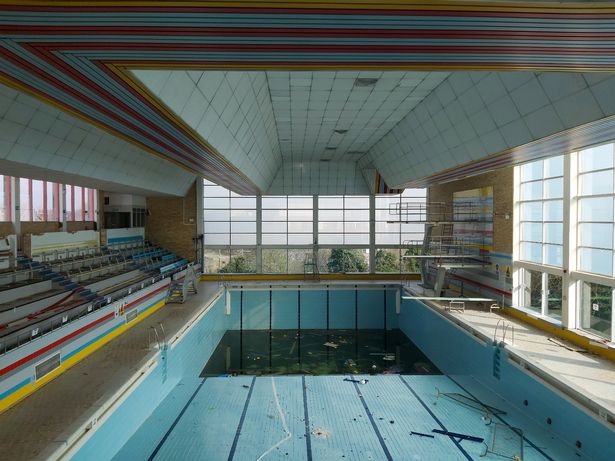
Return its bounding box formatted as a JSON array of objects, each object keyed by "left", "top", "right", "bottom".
[
  {"left": 519, "top": 268, "right": 562, "bottom": 320},
  {"left": 64, "top": 184, "right": 96, "bottom": 221},
  {"left": 0, "top": 177, "right": 95, "bottom": 223},
  {"left": 203, "top": 180, "right": 256, "bottom": 246},
  {"left": 318, "top": 195, "right": 369, "bottom": 245},
  {"left": 203, "top": 180, "right": 427, "bottom": 275},
  {"left": 518, "top": 156, "right": 564, "bottom": 267},
  {"left": 19, "top": 178, "right": 83, "bottom": 222},
  {"left": 577, "top": 144, "right": 614, "bottom": 277},
  {"left": 375, "top": 189, "right": 427, "bottom": 273},
  {"left": 262, "top": 196, "right": 312, "bottom": 245},
  {"left": 514, "top": 143, "right": 615, "bottom": 340},
  {"left": 262, "top": 248, "right": 312, "bottom": 274},
  {"left": 318, "top": 248, "right": 369, "bottom": 274},
  {"left": 376, "top": 189, "right": 426, "bottom": 245},
  {"left": 580, "top": 282, "right": 612, "bottom": 339}
]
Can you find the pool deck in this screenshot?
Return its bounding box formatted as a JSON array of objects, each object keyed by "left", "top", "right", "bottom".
[
  {"left": 403, "top": 283, "right": 615, "bottom": 423},
  {"left": 0, "top": 279, "right": 614, "bottom": 460},
  {"left": 0, "top": 280, "right": 223, "bottom": 461},
  {"left": 114, "top": 374, "right": 574, "bottom": 460}
]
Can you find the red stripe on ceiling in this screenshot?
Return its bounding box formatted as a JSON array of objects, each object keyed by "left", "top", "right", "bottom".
[
  {"left": 24, "top": 44, "right": 210, "bottom": 173},
  {"left": 31, "top": 42, "right": 615, "bottom": 55},
  {"left": 5, "top": 26, "right": 615, "bottom": 41}
]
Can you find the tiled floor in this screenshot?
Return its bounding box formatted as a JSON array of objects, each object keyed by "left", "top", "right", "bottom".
[
  {"left": 0, "top": 281, "right": 223, "bottom": 461},
  {"left": 115, "top": 374, "right": 573, "bottom": 461}
]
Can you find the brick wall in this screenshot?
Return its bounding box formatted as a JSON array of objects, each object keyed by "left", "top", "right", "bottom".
[
  {"left": 145, "top": 181, "right": 197, "bottom": 262},
  {"left": 0, "top": 223, "right": 14, "bottom": 238},
  {"left": 428, "top": 166, "right": 513, "bottom": 254}
]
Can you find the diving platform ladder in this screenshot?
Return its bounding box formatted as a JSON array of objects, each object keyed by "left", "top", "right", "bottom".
[
  {"left": 166, "top": 263, "right": 198, "bottom": 304},
  {"left": 304, "top": 255, "right": 320, "bottom": 281}
]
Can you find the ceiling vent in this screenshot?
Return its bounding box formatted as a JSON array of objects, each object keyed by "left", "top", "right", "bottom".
[{"left": 354, "top": 77, "right": 379, "bottom": 87}]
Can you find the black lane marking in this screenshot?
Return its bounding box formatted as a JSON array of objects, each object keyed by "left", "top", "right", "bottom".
[
  {"left": 383, "top": 288, "right": 387, "bottom": 331},
  {"left": 302, "top": 376, "right": 313, "bottom": 461},
  {"left": 148, "top": 378, "right": 207, "bottom": 461},
  {"left": 326, "top": 288, "right": 329, "bottom": 330},
  {"left": 355, "top": 287, "right": 358, "bottom": 330},
  {"left": 239, "top": 289, "right": 243, "bottom": 370},
  {"left": 352, "top": 378, "right": 393, "bottom": 461},
  {"left": 227, "top": 376, "right": 257, "bottom": 461},
  {"left": 269, "top": 288, "right": 272, "bottom": 330},
  {"left": 398, "top": 375, "right": 473, "bottom": 461},
  {"left": 447, "top": 376, "right": 555, "bottom": 461}
]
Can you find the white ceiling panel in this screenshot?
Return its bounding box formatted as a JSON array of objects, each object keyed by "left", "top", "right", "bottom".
[
  {"left": 0, "top": 83, "right": 195, "bottom": 196},
  {"left": 264, "top": 71, "right": 449, "bottom": 163}
]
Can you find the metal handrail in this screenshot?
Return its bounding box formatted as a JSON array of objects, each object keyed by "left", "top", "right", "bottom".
[
  {"left": 0, "top": 271, "right": 169, "bottom": 356},
  {"left": 502, "top": 323, "right": 515, "bottom": 346},
  {"left": 493, "top": 319, "right": 505, "bottom": 344}
]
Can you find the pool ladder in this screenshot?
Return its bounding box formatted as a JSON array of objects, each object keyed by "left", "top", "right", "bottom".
[
  {"left": 493, "top": 319, "right": 515, "bottom": 346},
  {"left": 148, "top": 322, "right": 167, "bottom": 350},
  {"left": 492, "top": 319, "right": 514, "bottom": 380}
]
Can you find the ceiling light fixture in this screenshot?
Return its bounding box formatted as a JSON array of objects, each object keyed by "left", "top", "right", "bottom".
[
  {"left": 354, "top": 77, "right": 379, "bottom": 87},
  {"left": 334, "top": 129, "right": 348, "bottom": 134}
]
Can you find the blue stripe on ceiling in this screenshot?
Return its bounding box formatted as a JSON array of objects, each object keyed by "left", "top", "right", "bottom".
[
  {"left": 14, "top": 36, "right": 615, "bottom": 48},
  {"left": 4, "top": 12, "right": 615, "bottom": 29}
]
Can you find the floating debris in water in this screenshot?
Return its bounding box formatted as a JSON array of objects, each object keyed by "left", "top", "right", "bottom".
[{"left": 324, "top": 342, "right": 339, "bottom": 348}]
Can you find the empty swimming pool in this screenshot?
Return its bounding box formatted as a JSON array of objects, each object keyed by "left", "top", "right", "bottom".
[{"left": 69, "top": 286, "right": 615, "bottom": 461}]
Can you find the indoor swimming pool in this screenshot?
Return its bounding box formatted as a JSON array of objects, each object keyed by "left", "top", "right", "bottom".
[{"left": 69, "top": 286, "right": 615, "bottom": 461}]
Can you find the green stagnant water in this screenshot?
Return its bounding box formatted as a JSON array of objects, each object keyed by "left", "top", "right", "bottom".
[{"left": 201, "top": 329, "right": 441, "bottom": 376}]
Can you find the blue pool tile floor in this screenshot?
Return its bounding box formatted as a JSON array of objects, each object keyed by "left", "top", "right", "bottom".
[{"left": 114, "top": 374, "right": 580, "bottom": 461}]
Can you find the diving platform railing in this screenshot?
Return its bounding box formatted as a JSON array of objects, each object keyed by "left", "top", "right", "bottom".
[{"left": 388, "top": 200, "right": 486, "bottom": 224}]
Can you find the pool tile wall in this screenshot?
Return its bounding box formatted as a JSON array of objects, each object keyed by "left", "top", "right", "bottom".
[
  {"left": 72, "top": 292, "right": 229, "bottom": 461},
  {"left": 228, "top": 288, "right": 399, "bottom": 331},
  {"left": 399, "top": 297, "right": 615, "bottom": 461},
  {"left": 69, "top": 286, "right": 403, "bottom": 459},
  {"left": 299, "top": 290, "right": 327, "bottom": 329}
]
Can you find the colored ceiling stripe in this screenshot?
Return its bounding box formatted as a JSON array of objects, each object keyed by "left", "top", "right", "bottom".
[{"left": 1, "top": 2, "right": 615, "bottom": 191}]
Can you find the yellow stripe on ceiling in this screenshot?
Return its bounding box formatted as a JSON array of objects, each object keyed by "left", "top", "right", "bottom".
[
  {"left": 2, "top": 1, "right": 615, "bottom": 14},
  {"left": 124, "top": 61, "right": 612, "bottom": 74}
]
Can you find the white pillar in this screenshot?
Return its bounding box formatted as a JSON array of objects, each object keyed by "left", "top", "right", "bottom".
[
  {"left": 563, "top": 151, "right": 575, "bottom": 328},
  {"left": 312, "top": 195, "right": 318, "bottom": 269},
  {"left": 11, "top": 177, "right": 20, "bottom": 253},
  {"left": 256, "top": 195, "right": 262, "bottom": 273},
  {"left": 369, "top": 193, "right": 375, "bottom": 273}
]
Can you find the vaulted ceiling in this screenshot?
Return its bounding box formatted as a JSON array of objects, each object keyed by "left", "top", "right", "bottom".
[{"left": 2, "top": 1, "right": 615, "bottom": 196}]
